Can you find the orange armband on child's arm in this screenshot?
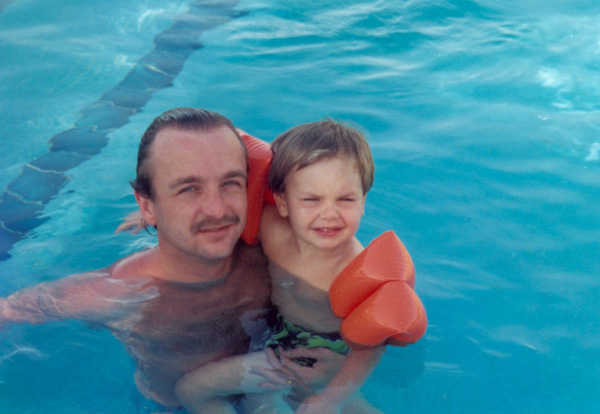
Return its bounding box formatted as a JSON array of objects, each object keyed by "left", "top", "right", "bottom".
[
  {"left": 329, "top": 231, "right": 427, "bottom": 348},
  {"left": 238, "top": 130, "right": 273, "bottom": 244}
]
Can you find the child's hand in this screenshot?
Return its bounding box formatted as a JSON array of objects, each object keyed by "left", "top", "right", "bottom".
[
  {"left": 296, "top": 394, "right": 342, "bottom": 414},
  {"left": 114, "top": 210, "right": 146, "bottom": 234},
  {"left": 278, "top": 347, "right": 345, "bottom": 388},
  {"left": 251, "top": 347, "right": 311, "bottom": 391}
]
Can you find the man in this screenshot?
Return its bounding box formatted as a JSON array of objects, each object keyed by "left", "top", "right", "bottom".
[{"left": 0, "top": 108, "right": 331, "bottom": 409}]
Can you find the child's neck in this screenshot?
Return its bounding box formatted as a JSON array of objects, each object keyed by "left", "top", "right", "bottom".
[{"left": 295, "top": 236, "right": 363, "bottom": 273}]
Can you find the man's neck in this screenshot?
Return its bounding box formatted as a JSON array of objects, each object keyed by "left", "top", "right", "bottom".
[{"left": 153, "top": 245, "right": 236, "bottom": 284}]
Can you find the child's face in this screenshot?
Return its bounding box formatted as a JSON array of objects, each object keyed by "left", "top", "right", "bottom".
[{"left": 274, "top": 155, "right": 366, "bottom": 251}]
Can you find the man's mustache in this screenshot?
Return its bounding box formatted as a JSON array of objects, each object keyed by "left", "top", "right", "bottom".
[{"left": 192, "top": 215, "right": 240, "bottom": 233}]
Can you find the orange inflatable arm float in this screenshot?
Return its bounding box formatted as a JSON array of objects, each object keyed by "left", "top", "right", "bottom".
[
  {"left": 329, "top": 231, "right": 427, "bottom": 348},
  {"left": 238, "top": 130, "right": 274, "bottom": 245}
]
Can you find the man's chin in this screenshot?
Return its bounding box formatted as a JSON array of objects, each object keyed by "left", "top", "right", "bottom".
[{"left": 196, "top": 232, "right": 242, "bottom": 258}]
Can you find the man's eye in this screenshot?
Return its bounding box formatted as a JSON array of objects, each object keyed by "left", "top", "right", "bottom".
[
  {"left": 180, "top": 186, "right": 197, "bottom": 194},
  {"left": 224, "top": 180, "right": 243, "bottom": 187}
]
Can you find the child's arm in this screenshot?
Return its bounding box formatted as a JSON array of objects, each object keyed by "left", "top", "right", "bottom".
[
  {"left": 296, "top": 345, "right": 385, "bottom": 414},
  {"left": 176, "top": 350, "right": 284, "bottom": 414}
]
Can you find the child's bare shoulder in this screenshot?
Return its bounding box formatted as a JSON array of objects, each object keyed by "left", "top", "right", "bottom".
[{"left": 259, "top": 205, "right": 294, "bottom": 257}]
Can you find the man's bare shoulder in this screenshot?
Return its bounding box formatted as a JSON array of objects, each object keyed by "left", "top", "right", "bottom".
[{"left": 108, "top": 247, "right": 160, "bottom": 281}]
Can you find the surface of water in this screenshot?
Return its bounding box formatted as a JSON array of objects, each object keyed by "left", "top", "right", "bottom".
[{"left": 0, "top": 0, "right": 599, "bottom": 413}]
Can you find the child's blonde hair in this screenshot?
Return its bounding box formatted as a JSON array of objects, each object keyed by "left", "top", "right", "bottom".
[{"left": 268, "top": 119, "right": 374, "bottom": 194}]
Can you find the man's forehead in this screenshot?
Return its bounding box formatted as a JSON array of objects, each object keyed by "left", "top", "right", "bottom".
[
  {"left": 152, "top": 126, "right": 242, "bottom": 155},
  {"left": 148, "top": 126, "right": 246, "bottom": 171}
]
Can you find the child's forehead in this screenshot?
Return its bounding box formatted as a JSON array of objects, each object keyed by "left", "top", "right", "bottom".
[
  {"left": 288, "top": 155, "right": 362, "bottom": 185},
  {"left": 294, "top": 153, "right": 358, "bottom": 172}
]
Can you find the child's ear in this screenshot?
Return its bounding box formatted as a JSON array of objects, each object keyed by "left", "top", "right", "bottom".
[
  {"left": 134, "top": 191, "right": 157, "bottom": 227},
  {"left": 273, "top": 192, "right": 289, "bottom": 218}
]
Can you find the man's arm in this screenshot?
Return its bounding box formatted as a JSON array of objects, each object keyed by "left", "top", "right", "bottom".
[
  {"left": 0, "top": 270, "right": 158, "bottom": 328},
  {"left": 0, "top": 283, "right": 59, "bottom": 325},
  {"left": 0, "top": 297, "right": 10, "bottom": 329}
]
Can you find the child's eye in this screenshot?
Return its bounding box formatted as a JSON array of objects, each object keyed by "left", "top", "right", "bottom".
[{"left": 303, "top": 197, "right": 319, "bottom": 202}]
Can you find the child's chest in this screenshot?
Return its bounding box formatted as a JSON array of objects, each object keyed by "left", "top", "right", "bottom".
[{"left": 269, "top": 261, "right": 341, "bottom": 332}]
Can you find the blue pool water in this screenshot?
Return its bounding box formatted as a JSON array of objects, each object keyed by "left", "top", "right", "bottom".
[{"left": 1, "top": 0, "right": 599, "bottom": 412}]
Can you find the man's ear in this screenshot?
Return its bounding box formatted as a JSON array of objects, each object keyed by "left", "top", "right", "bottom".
[
  {"left": 361, "top": 193, "right": 367, "bottom": 216},
  {"left": 273, "top": 192, "right": 289, "bottom": 218},
  {"left": 134, "top": 191, "right": 157, "bottom": 227}
]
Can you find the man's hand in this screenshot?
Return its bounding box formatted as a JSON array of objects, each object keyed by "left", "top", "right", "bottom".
[
  {"left": 114, "top": 210, "right": 146, "bottom": 234},
  {"left": 251, "top": 347, "right": 345, "bottom": 391}
]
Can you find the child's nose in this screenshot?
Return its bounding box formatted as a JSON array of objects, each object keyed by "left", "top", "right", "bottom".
[{"left": 320, "top": 203, "right": 340, "bottom": 219}]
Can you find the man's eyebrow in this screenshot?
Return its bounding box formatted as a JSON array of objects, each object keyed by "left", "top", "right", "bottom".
[
  {"left": 224, "top": 169, "right": 248, "bottom": 181},
  {"left": 168, "top": 170, "right": 247, "bottom": 190},
  {"left": 168, "top": 176, "right": 202, "bottom": 190}
]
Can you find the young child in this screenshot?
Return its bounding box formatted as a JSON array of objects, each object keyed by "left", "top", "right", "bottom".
[{"left": 174, "top": 119, "right": 385, "bottom": 414}]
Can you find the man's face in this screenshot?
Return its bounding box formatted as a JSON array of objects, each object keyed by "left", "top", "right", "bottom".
[{"left": 138, "top": 125, "right": 248, "bottom": 263}]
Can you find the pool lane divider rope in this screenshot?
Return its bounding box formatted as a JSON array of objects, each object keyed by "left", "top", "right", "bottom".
[{"left": 0, "top": 0, "right": 244, "bottom": 260}]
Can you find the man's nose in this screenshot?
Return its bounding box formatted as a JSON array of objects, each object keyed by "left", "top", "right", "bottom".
[{"left": 201, "top": 187, "right": 227, "bottom": 217}]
